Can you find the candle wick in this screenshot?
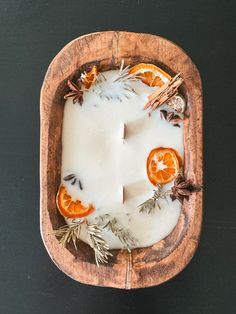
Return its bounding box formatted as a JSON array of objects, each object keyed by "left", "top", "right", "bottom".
[
  {"left": 122, "top": 123, "right": 126, "bottom": 141},
  {"left": 122, "top": 186, "right": 125, "bottom": 204}
]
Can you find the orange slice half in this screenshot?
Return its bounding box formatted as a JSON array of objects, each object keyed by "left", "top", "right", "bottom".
[
  {"left": 147, "top": 147, "right": 182, "bottom": 185},
  {"left": 81, "top": 65, "right": 98, "bottom": 89},
  {"left": 129, "top": 63, "right": 171, "bottom": 87},
  {"left": 56, "top": 185, "right": 95, "bottom": 218}
]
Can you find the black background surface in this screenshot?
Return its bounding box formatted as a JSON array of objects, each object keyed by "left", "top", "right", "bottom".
[{"left": 0, "top": 1, "right": 236, "bottom": 313}]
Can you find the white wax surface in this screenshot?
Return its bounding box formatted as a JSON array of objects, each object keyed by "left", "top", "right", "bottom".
[{"left": 61, "top": 70, "right": 184, "bottom": 249}]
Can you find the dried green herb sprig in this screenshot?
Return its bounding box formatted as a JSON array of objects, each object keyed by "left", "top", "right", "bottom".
[
  {"left": 96, "top": 59, "right": 138, "bottom": 101},
  {"left": 114, "top": 59, "right": 138, "bottom": 83},
  {"left": 86, "top": 222, "right": 113, "bottom": 266},
  {"left": 96, "top": 214, "right": 137, "bottom": 251},
  {"left": 55, "top": 219, "right": 83, "bottom": 249},
  {"left": 55, "top": 219, "right": 112, "bottom": 266},
  {"left": 138, "top": 184, "right": 170, "bottom": 214},
  {"left": 138, "top": 175, "right": 202, "bottom": 214}
]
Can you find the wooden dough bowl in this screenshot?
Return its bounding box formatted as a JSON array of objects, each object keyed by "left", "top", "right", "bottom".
[{"left": 40, "top": 31, "right": 203, "bottom": 289}]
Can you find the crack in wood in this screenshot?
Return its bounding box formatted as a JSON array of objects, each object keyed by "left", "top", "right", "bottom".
[{"left": 125, "top": 252, "right": 132, "bottom": 289}]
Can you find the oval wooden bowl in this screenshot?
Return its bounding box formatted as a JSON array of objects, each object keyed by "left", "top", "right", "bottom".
[{"left": 40, "top": 31, "right": 203, "bottom": 289}]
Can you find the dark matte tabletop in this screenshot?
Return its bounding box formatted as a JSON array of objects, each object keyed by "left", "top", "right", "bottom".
[{"left": 0, "top": 1, "right": 235, "bottom": 313}]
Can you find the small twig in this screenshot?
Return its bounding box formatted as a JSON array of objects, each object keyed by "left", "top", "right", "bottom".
[
  {"left": 63, "top": 173, "right": 83, "bottom": 190},
  {"left": 64, "top": 174, "right": 75, "bottom": 181},
  {"left": 78, "top": 180, "right": 83, "bottom": 190}
]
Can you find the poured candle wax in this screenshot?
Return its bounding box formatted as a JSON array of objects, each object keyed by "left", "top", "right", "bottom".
[{"left": 61, "top": 70, "right": 184, "bottom": 249}]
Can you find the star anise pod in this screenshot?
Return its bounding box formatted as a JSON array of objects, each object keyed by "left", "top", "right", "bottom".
[
  {"left": 160, "top": 109, "right": 182, "bottom": 127},
  {"left": 64, "top": 79, "right": 83, "bottom": 105},
  {"left": 170, "top": 174, "right": 202, "bottom": 203}
]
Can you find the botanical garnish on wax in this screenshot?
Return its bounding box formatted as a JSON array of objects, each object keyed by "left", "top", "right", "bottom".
[
  {"left": 81, "top": 65, "right": 98, "bottom": 89},
  {"left": 55, "top": 219, "right": 112, "bottom": 266},
  {"left": 144, "top": 73, "right": 184, "bottom": 110},
  {"left": 129, "top": 63, "right": 171, "bottom": 87},
  {"left": 54, "top": 60, "right": 201, "bottom": 266},
  {"left": 95, "top": 59, "right": 138, "bottom": 101},
  {"left": 64, "top": 79, "right": 84, "bottom": 105},
  {"left": 56, "top": 185, "right": 95, "bottom": 218},
  {"left": 96, "top": 214, "right": 137, "bottom": 251},
  {"left": 63, "top": 173, "right": 83, "bottom": 190},
  {"left": 170, "top": 174, "right": 202, "bottom": 204},
  {"left": 160, "top": 110, "right": 182, "bottom": 127}
]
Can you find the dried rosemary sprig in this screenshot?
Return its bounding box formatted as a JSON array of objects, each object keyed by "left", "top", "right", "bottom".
[
  {"left": 96, "top": 214, "right": 137, "bottom": 251},
  {"left": 54, "top": 219, "right": 83, "bottom": 250},
  {"left": 138, "top": 184, "right": 170, "bottom": 214},
  {"left": 86, "top": 222, "right": 113, "bottom": 266},
  {"left": 138, "top": 175, "right": 202, "bottom": 214},
  {"left": 97, "top": 59, "right": 138, "bottom": 100},
  {"left": 114, "top": 59, "right": 138, "bottom": 83},
  {"left": 55, "top": 219, "right": 112, "bottom": 266}
]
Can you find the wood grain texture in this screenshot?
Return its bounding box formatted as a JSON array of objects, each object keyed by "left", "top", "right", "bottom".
[{"left": 40, "top": 31, "right": 203, "bottom": 289}]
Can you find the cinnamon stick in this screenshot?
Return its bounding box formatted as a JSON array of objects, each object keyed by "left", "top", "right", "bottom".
[{"left": 144, "top": 73, "right": 183, "bottom": 110}]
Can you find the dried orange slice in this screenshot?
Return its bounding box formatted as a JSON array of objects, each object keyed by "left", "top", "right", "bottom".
[
  {"left": 56, "top": 185, "right": 95, "bottom": 218},
  {"left": 147, "top": 147, "right": 182, "bottom": 185},
  {"left": 129, "top": 63, "right": 171, "bottom": 87},
  {"left": 81, "top": 65, "right": 98, "bottom": 89}
]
